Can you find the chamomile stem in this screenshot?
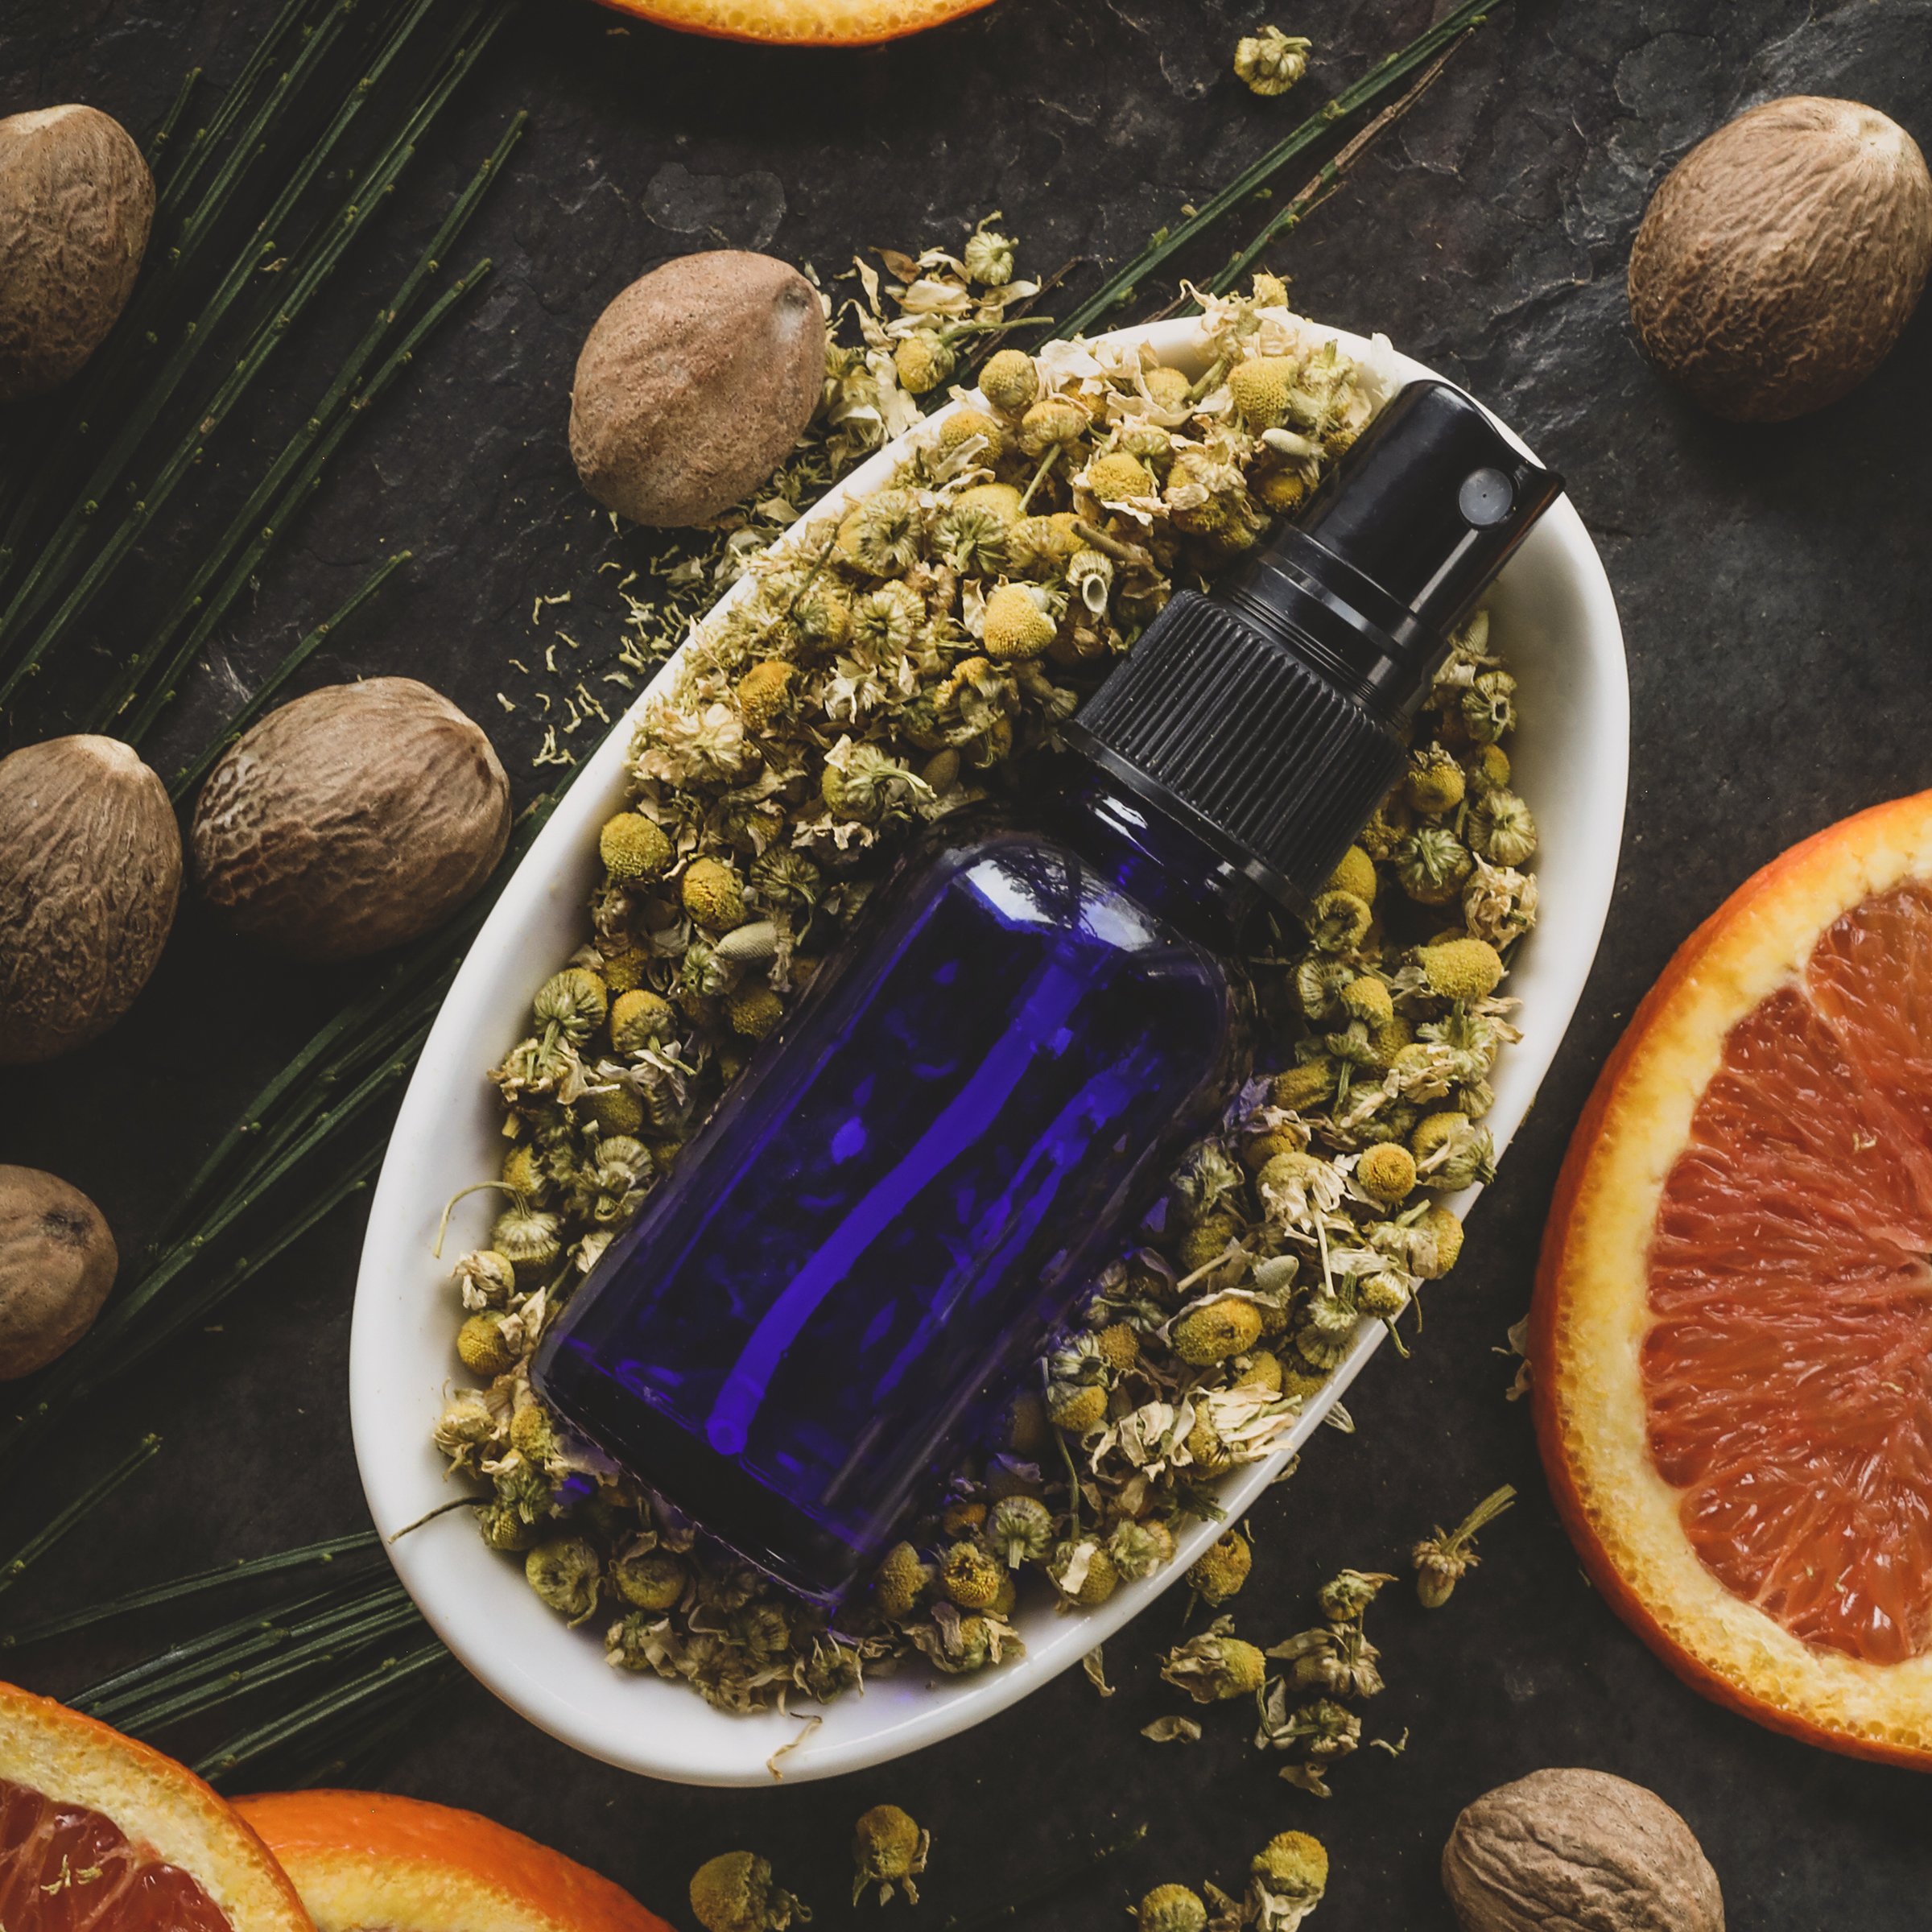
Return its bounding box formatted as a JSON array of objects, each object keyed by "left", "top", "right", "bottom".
[
  {"left": 0, "top": 1533, "right": 382, "bottom": 1649},
  {"left": 1054, "top": 0, "right": 1507, "bottom": 341},
  {"left": 0, "top": 1435, "right": 161, "bottom": 1603}
]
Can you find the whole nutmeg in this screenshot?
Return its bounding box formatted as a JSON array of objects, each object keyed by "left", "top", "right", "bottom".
[
  {"left": 569, "top": 250, "right": 825, "bottom": 527},
  {"left": 1442, "top": 1768, "right": 1723, "bottom": 1932},
  {"left": 0, "top": 1166, "right": 118, "bottom": 1380},
  {"left": 0, "top": 105, "right": 154, "bottom": 402},
  {"left": 1629, "top": 97, "right": 1932, "bottom": 420},
  {"left": 0, "top": 735, "right": 181, "bottom": 1066},
  {"left": 191, "top": 678, "right": 510, "bottom": 960}
]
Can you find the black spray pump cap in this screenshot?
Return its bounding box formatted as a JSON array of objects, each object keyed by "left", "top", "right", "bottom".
[{"left": 1063, "top": 378, "right": 1563, "bottom": 911}]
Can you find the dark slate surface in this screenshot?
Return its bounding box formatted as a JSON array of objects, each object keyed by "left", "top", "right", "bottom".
[{"left": 3, "top": 0, "right": 1931, "bottom": 1923}]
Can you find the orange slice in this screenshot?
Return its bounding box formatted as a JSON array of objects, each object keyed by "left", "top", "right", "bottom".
[
  {"left": 1534, "top": 790, "right": 1932, "bottom": 1768},
  {"left": 591, "top": 0, "right": 999, "bottom": 47},
  {"left": 235, "top": 1790, "right": 671, "bottom": 1932},
  {"left": 0, "top": 1678, "right": 312, "bottom": 1930}
]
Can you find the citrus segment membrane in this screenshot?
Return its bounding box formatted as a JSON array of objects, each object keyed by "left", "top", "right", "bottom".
[
  {"left": 0, "top": 1776, "right": 232, "bottom": 1932},
  {"left": 1643, "top": 880, "right": 1932, "bottom": 1666}
]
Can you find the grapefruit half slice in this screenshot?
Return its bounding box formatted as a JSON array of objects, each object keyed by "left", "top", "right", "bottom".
[
  {"left": 0, "top": 1678, "right": 311, "bottom": 1930},
  {"left": 1534, "top": 791, "right": 1932, "bottom": 1767},
  {"left": 591, "top": 0, "right": 999, "bottom": 47},
  {"left": 235, "top": 1789, "right": 671, "bottom": 1932}
]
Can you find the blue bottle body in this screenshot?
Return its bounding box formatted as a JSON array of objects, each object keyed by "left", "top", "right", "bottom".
[{"left": 532, "top": 776, "right": 1254, "bottom": 1600}]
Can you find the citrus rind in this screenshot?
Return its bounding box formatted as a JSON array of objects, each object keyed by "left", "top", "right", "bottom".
[
  {"left": 0, "top": 1678, "right": 312, "bottom": 1930},
  {"left": 235, "top": 1789, "right": 668, "bottom": 1932},
  {"left": 1532, "top": 790, "right": 1932, "bottom": 1767},
  {"left": 592, "top": 0, "right": 1000, "bottom": 47}
]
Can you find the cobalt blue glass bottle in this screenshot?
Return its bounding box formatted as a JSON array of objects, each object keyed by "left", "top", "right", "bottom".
[{"left": 534, "top": 379, "right": 1563, "bottom": 1602}]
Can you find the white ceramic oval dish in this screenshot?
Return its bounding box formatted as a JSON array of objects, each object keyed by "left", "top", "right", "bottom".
[{"left": 350, "top": 315, "right": 1629, "bottom": 1786}]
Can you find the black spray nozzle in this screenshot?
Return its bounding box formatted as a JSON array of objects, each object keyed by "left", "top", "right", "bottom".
[
  {"left": 1220, "top": 378, "right": 1563, "bottom": 720},
  {"left": 1065, "top": 377, "right": 1565, "bottom": 910}
]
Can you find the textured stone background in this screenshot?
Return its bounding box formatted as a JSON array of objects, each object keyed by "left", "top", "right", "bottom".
[{"left": 3, "top": 0, "right": 1932, "bottom": 1924}]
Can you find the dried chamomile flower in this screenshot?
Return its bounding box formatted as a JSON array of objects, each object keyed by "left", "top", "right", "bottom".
[
  {"left": 939, "top": 1540, "right": 1004, "bottom": 1608},
  {"left": 456, "top": 1309, "right": 518, "bottom": 1378},
  {"left": 1228, "top": 355, "right": 1300, "bottom": 429},
  {"left": 535, "top": 967, "right": 609, "bottom": 1044},
  {"left": 1461, "top": 669, "right": 1517, "bottom": 742},
  {"left": 1108, "top": 1517, "right": 1175, "bottom": 1579},
  {"left": 613, "top": 1545, "right": 687, "bottom": 1611},
  {"left": 1171, "top": 1296, "right": 1265, "bottom": 1366},
  {"left": 1187, "top": 1529, "right": 1253, "bottom": 1604},
  {"left": 725, "top": 984, "right": 784, "bottom": 1040},
  {"left": 599, "top": 811, "right": 674, "bottom": 884},
  {"left": 937, "top": 502, "right": 1010, "bottom": 576},
  {"left": 852, "top": 1804, "right": 928, "bottom": 1906},
  {"left": 610, "top": 988, "right": 677, "bottom": 1055},
  {"left": 1411, "top": 1482, "right": 1516, "bottom": 1608},
  {"left": 1337, "top": 976, "right": 1393, "bottom": 1028},
  {"left": 793, "top": 580, "right": 853, "bottom": 653},
  {"left": 1410, "top": 1111, "right": 1494, "bottom": 1190},
  {"left": 493, "top": 1203, "right": 562, "bottom": 1282},
  {"left": 1402, "top": 745, "right": 1465, "bottom": 815},
  {"left": 1324, "top": 844, "right": 1377, "bottom": 902},
  {"left": 1414, "top": 1203, "right": 1463, "bottom": 1278},
  {"left": 938, "top": 406, "right": 1006, "bottom": 459},
  {"left": 873, "top": 1541, "right": 930, "bottom": 1619},
  {"left": 1138, "top": 1886, "right": 1207, "bottom": 1932},
  {"left": 452, "top": 1247, "right": 516, "bottom": 1309},
  {"left": 1085, "top": 450, "right": 1155, "bottom": 502},
  {"left": 1354, "top": 1142, "right": 1415, "bottom": 1207},
  {"left": 1049, "top": 1538, "right": 1119, "bottom": 1605},
  {"left": 434, "top": 1389, "right": 497, "bottom": 1459},
  {"left": 894, "top": 332, "right": 956, "bottom": 396},
  {"left": 1017, "top": 394, "right": 1088, "bottom": 456},
  {"left": 1234, "top": 26, "right": 1311, "bottom": 96},
  {"left": 682, "top": 857, "right": 746, "bottom": 932},
  {"left": 689, "top": 1852, "right": 808, "bottom": 1932},
  {"left": 978, "top": 348, "right": 1038, "bottom": 414},
  {"left": 1162, "top": 1617, "right": 1266, "bottom": 1701},
  {"left": 1269, "top": 1060, "right": 1335, "bottom": 1114},
  {"left": 1468, "top": 787, "right": 1537, "bottom": 866},
  {"left": 1266, "top": 1620, "right": 1383, "bottom": 1699},
  {"left": 1393, "top": 826, "right": 1472, "bottom": 906},
  {"left": 1067, "top": 547, "right": 1114, "bottom": 617},
  {"left": 822, "top": 739, "right": 931, "bottom": 824},
  {"left": 1415, "top": 936, "right": 1505, "bottom": 1001},
  {"left": 980, "top": 584, "right": 1056, "bottom": 662},
  {"left": 987, "top": 1493, "right": 1054, "bottom": 1567},
  {"left": 1249, "top": 1831, "right": 1328, "bottom": 1932},
  {"left": 1305, "top": 890, "right": 1370, "bottom": 953},
  {"left": 1464, "top": 740, "right": 1511, "bottom": 795},
  {"left": 838, "top": 488, "right": 924, "bottom": 576},
  {"left": 962, "top": 221, "right": 1015, "bottom": 287},
  {"left": 734, "top": 659, "right": 798, "bottom": 732},
  {"left": 1315, "top": 1568, "right": 1393, "bottom": 1622},
  {"left": 524, "top": 1534, "right": 601, "bottom": 1624}
]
